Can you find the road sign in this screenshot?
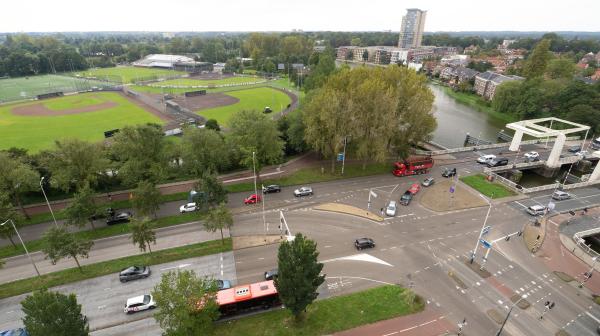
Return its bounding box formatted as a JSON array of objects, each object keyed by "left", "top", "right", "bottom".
[
  {"left": 337, "top": 153, "right": 344, "bottom": 162},
  {"left": 480, "top": 239, "right": 492, "bottom": 249},
  {"left": 481, "top": 226, "right": 491, "bottom": 236},
  {"left": 449, "top": 186, "right": 455, "bottom": 193}
]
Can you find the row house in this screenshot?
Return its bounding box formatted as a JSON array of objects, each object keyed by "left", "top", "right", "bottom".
[
  {"left": 440, "top": 66, "right": 479, "bottom": 84},
  {"left": 336, "top": 46, "right": 357, "bottom": 60},
  {"left": 474, "top": 71, "right": 524, "bottom": 100}
]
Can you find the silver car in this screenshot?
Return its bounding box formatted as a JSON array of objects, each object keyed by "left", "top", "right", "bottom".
[
  {"left": 385, "top": 201, "right": 397, "bottom": 217},
  {"left": 552, "top": 190, "right": 571, "bottom": 201},
  {"left": 294, "top": 186, "right": 313, "bottom": 197}
]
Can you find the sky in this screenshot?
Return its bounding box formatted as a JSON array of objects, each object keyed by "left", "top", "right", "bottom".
[{"left": 2, "top": 0, "right": 600, "bottom": 33}]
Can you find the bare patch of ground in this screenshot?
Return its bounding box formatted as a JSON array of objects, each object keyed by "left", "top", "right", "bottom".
[
  {"left": 174, "top": 93, "right": 239, "bottom": 111},
  {"left": 314, "top": 203, "right": 383, "bottom": 222},
  {"left": 11, "top": 98, "right": 117, "bottom": 116},
  {"left": 420, "top": 179, "right": 488, "bottom": 212}
]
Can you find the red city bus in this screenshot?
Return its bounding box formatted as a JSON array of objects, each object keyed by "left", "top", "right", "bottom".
[{"left": 217, "top": 280, "right": 281, "bottom": 316}]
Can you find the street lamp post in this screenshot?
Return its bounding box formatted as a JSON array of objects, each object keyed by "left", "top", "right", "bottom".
[
  {"left": 341, "top": 136, "right": 348, "bottom": 175},
  {"left": 579, "top": 256, "right": 598, "bottom": 288},
  {"left": 470, "top": 194, "right": 492, "bottom": 264},
  {"left": 1, "top": 219, "right": 40, "bottom": 277},
  {"left": 496, "top": 295, "right": 528, "bottom": 336},
  {"left": 40, "top": 177, "right": 58, "bottom": 227}
]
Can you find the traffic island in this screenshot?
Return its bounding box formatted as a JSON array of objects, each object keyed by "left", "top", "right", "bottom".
[
  {"left": 556, "top": 330, "right": 571, "bottom": 336},
  {"left": 448, "top": 270, "right": 469, "bottom": 289},
  {"left": 463, "top": 259, "right": 492, "bottom": 278},
  {"left": 523, "top": 218, "right": 545, "bottom": 253},
  {"left": 232, "top": 235, "right": 285, "bottom": 249},
  {"left": 487, "top": 309, "right": 504, "bottom": 324},
  {"left": 510, "top": 294, "right": 531, "bottom": 309},
  {"left": 554, "top": 271, "right": 575, "bottom": 283},
  {"left": 420, "top": 179, "right": 487, "bottom": 212},
  {"left": 314, "top": 203, "right": 383, "bottom": 222}
]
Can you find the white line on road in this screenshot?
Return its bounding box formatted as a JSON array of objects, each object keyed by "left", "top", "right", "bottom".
[
  {"left": 586, "top": 312, "right": 600, "bottom": 324},
  {"left": 160, "top": 263, "right": 192, "bottom": 271}
]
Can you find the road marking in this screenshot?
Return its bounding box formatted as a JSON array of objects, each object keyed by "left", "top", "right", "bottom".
[
  {"left": 160, "top": 263, "right": 192, "bottom": 271},
  {"left": 586, "top": 312, "right": 600, "bottom": 323},
  {"left": 98, "top": 305, "right": 106, "bottom": 310}
]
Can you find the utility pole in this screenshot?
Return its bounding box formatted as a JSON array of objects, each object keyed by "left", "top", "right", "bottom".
[
  {"left": 40, "top": 177, "right": 58, "bottom": 227},
  {"left": 341, "top": 136, "right": 348, "bottom": 175},
  {"left": 470, "top": 194, "right": 492, "bottom": 264},
  {"left": 1, "top": 219, "right": 40, "bottom": 277},
  {"left": 496, "top": 295, "right": 528, "bottom": 336},
  {"left": 261, "top": 184, "right": 267, "bottom": 241},
  {"left": 539, "top": 301, "right": 555, "bottom": 319},
  {"left": 579, "top": 256, "right": 598, "bottom": 288}
]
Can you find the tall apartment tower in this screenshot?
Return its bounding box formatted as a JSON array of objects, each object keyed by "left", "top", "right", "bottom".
[{"left": 398, "top": 8, "right": 427, "bottom": 49}]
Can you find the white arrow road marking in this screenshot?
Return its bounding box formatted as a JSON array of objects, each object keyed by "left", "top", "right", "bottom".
[
  {"left": 160, "top": 263, "right": 192, "bottom": 271},
  {"left": 321, "top": 253, "right": 393, "bottom": 267}
]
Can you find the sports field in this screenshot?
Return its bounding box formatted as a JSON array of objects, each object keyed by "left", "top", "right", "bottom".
[
  {"left": 0, "top": 75, "right": 112, "bottom": 103},
  {"left": 198, "top": 87, "right": 291, "bottom": 126},
  {"left": 0, "top": 92, "right": 163, "bottom": 152},
  {"left": 72, "top": 66, "right": 185, "bottom": 84},
  {"left": 151, "top": 76, "right": 266, "bottom": 87}
]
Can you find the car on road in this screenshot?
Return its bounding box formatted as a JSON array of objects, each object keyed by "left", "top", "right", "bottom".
[
  {"left": 244, "top": 194, "right": 262, "bottom": 204},
  {"left": 523, "top": 151, "right": 540, "bottom": 161},
  {"left": 124, "top": 294, "right": 156, "bottom": 314},
  {"left": 119, "top": 266, "right": 151, "bottom": 282},
  {"left": 264, "top": 269, "right": 278, "bottom": 281},
  {"left": 400, "top": 191, "right": 413, "bottom": 205},
  {"left": 217, "top": 279, "right": 232, "bottom": 291},
  {"left": 486, "top": 157, "right": 509, "bottom": 167},
  {"left": 568, "top": 145, "right": 582, "bottom": 153},
  {"left": 477, "top": 154, "right": 496, "bottom": 164},
  {"left": 385, "top": 201, "right": 397, "bottom": 217},
  {"left": 526, "top": 205, "right": 547, "bottom": 216},
  {"left": 294, "top": 186, "right": 313, "bottom": 197},
  {"left": 552, "top": 190, "right": 571, "bottom": 201},
  {"left": 179, "top": 202, "right": 197, "bottom": 213},
  {"left": 355, "top": 238, "right": 375, "bottom": 250},
  {"left": 422, "top": 177, "right": 435, "bottom": 187},
  {"left": 262, "top": 185, "right": 281, "bottom": 194},
  {"left": 106, "top": 212, "right": 132, "bottom": 225},
  {"left": 441, "top": 167, "right": 457, "bottom": 178},
  {"left": 576, "top": 150, "right": 589, "bottom": 159},
  {"left": 408, "top": 183, "right": 421, "bottom": 195}
]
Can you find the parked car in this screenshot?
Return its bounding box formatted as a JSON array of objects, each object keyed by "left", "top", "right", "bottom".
[
  {"left": 264, "top": 269, "right": 278, "bottom": 281},
  {"left": 294, "top": 186, "right": 313, "bottom": 197},
  {"left": 119, "top": 266, "right": 151, "bottom": 283},
  {"left": 477, "top": 154, "right": 496, "bottom": 164},
  {"left": 400, "top": 191, "right": 413, "bottom": 205},
  {"left": 355, "top": 238, "right": 375, "bottom": 250},
  {"left": 262, "top": 185, "right": 281, "bottom": 194},
  {"left": 568, "top": 145, "right": 582, "bottom": 153},
  {"left": 524, "top": 151, "right": 540, "bottom": 161},
  {"left": 106, "top": 212, "right": 132, "bottom": 225},
  {"left": 486, "top": 157, "right": 509, "bottom": 167},
  {"left": 422, "top": 177, "right": 435, "bottom": 187},
  {"left": 179, "top": 202, "right": 197, "bottom": 213},
  {"left": 385, "top": 201, "right": 397, "bottom": 217},
  {"left": 552, "top": 190, "right": 571, "bottom": 201},
  {"left": 244, "top": 194, "right": 262, "bottom": 204},
  {"left": 408, "top": 183, "right": 421, "bottom": 195},
  {"left": 441, "top": 167, "right": 457, "bottom": 178},
  {"left": 217, "top": 279, "right": 232, "bottom": 291},
  {"left": 124, "top": 295, "right": 156, "bottom": 314},
  {"left": 526, "top": 205, "right": 547, "bottom": 216}
]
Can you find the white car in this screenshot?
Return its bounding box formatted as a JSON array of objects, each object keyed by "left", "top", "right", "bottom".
[
  {"left": 524, "top": 151, "right": 540, "bottom": 161},
  {"left": 179, "top": 202, "right": 197, "bottom": 213},
  {"left": 385, "top": 201, "right": 397, "bottom": 217},
  {"left": 294, "top": 187, "right": 313, "bottom": 197},
  {"left": 124, "top": 294, "right": 156, "bottom": 314},
  {"left": 477, "top": 154, "right": 496, "bottom": 164}
]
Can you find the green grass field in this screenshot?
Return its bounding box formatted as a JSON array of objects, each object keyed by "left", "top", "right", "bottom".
[
  {"left": 72, "top": 66, "right": 185, "bottom": 84},
  {"left": 151, "top": 76, "right": 266, "bottom": 87},
  {"left": 460, "top": 174, "right": 517, "bottom": 199},
  {"left": 198, "top": 87, "right": 292, "bottom": 126},
  {"left": 0, "top": 75, "right": 112, "bottom": 103},
  {"left": 0, "top": 92, "right": 162, "bottom": 152}
]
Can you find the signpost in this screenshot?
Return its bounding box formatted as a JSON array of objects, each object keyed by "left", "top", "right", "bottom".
[
  {"left": 480, "top": 239, "right": 492, "bottom": 249},
  {"left": 481, "top": 226, "right": 491, "bottom": 236}
]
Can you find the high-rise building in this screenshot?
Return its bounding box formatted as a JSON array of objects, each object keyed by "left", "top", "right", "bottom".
[{"left": 398, "top": 8, "right": 427, "bottom": 49}]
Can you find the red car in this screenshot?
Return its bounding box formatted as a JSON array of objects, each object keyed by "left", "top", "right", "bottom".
[
  {"left": 408, "top": 183, "right": 421, "bottom": 195},
  {"left": 244, "top": 194, "right": 262, "bottom": 204}
]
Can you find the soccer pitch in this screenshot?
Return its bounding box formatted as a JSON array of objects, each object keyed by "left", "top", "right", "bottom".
[
  {"left": 0, "top": 75, "right": 111, "bottom": 103},
  {"left": 72, "top": 66, "right": 185, "bottom": 83}
]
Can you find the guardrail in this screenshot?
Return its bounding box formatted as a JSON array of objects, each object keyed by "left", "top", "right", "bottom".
[
  {"left": 416, "top": 136, "right": 580, "bottom": 156},
  {"left": 484, "top": 161, "right": 546, "bottom": 173},
  {"left": 562, "top": 180, "right": 600, "bottom": 190},
  {"left": 488, "top": 172, "right": 521, "bottom": 192},
  {"left": 520, "top": 183, "right": 560, "bottom": 194}
]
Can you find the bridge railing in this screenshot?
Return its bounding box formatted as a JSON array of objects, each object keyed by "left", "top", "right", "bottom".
[
  {"left": 483, "top": 161, "right": 546, "bottom": 173},
  {"left": 520, "top": 183, "right": 560, "bottom": 194},
  {"left": 417, "top": 136, "right": 580, "bottom": 156},
  {"left": 488, "top": 172, "right": 521, "bottom": 192},
  {"left": 562, "top": 180, "right": 600, "bottom": 190}
]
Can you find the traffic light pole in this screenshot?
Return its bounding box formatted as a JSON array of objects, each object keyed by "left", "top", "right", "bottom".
[{"left": 470, "top": 194, "right": 492, "bottom": 264}]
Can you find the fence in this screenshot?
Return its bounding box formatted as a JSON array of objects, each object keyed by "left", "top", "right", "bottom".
[{"left": 416, "top": 136, "right": 581, "bottom": 156}]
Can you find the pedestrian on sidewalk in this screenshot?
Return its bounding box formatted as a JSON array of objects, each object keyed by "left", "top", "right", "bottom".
[{"left": 380, "top": 207, "right": 384, "bottom": 216}]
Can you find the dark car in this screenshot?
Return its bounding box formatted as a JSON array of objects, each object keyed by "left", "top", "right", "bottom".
[
  {"left": 442, "top": 167, "right": 457, "bottom": 178},
  {"left": 264, "top": 269, "right": 278, "bottom": 281},
  {"left": 119, "top": 265, "right": 150, "bottom": 282},
  {"left": 262, "top": 185, "right": 281, "bottom": 194},
  {"left": 486, "top": 157, "right": 509, "bottom": 167},
  {"left": 107, "top": 212, "right": 132, "bottom": 225},
  {"left": 400, "top": 191, "right": 413, "bottom": 205},
  {"left": 568, "top": 145, "right": 582, "bottom": 153},
  {"left": 355, "top": 238, "right": 375, "bottom": 250}
]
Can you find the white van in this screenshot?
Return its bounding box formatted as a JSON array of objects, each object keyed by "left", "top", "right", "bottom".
[
  {"left": 477, "top": 154, "right": 496, "bottom": 164},
  {"left": 526, "top": 205, "right": 547, "bottom": 216}
]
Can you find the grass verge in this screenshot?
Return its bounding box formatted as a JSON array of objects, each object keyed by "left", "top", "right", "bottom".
[
  {"left": 225, "top": 162, "right": 391, "bottom": 193},
  {"left": 0, "top": 211, "right": 205, "bottom": 259},
  {"left": 0, "top": 238, "right": 231, "bottom": 300},
  {"left": 460, "top": 174, "right": 516, "bottom": 199},
  {"left": 213, "top": 285, "right": 424, "bottom": 335}
]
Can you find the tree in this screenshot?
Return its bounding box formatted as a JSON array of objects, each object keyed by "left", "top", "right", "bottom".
[
  {"left": 204, "top": 119, "right": 220, "bottom": 131},
  {"left": 522, "top": 39, "right": 553, "bottom": 79},
  {"left": 42, "top": 227, "right": 93, "bottom": 272},
  {"left": 228, "top": 110, "right": 284, "bottom": 176},
  {"left": 152, "top": 270, "right": 219, "bottom": 336},
  {"left": 180, "top": 128, "right": 230, "bottom": 176},
  {"left": 545, "top": 58, "right": 577, "bottom": 80},
  {"left": 0, "top": 192, "right": 23, "bottom": 248},
  {"left": 21, "top": 288, "right": 89, "bottom": 336},
  {"left": 110, "top": 124, "right": 168, "bottom": 186},
  {"left": 195, "top": 171, "right": 227, "bottom": 208},
  {"left": 275, "top": 233, "right": 325, "bottom": 320},
  {"left": 45, "top": 139, "right": 107, "bottom": 192},
  {"left": 132, "top": 180, "right": 161, "bottom": 218},
  {"left": 130, "top": 217, "right": 157, "bottom": 254},
  {"left": 567, "top": 104, "right": 600, "bottom": 133},
  {"left": 204, "top": 203, "right": 233, "bottom": 244},
  {"left": 63, "top": 184, "right": 99, "bottom": 230},
  {"left": 0, "top": 152, "right": 39, "bottom": 218}
]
